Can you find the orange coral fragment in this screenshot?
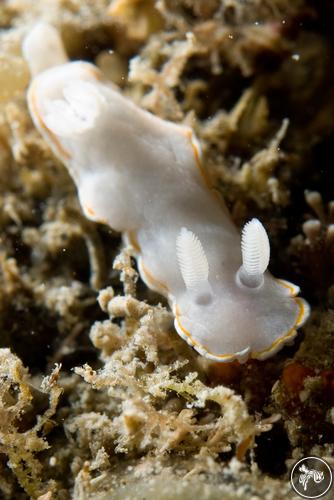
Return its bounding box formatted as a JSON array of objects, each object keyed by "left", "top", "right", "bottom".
[{"left": 281, "top": 362, "right": 315, "bottom": 396}]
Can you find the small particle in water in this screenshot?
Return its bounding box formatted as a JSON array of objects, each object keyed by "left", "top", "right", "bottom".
[{"left": 291, "top": 53, "right": 300, "bottom": 61}]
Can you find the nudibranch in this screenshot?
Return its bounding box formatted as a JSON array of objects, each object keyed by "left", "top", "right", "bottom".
[{"left": 23, "top": 24, "right": 310, "bottom": 363}]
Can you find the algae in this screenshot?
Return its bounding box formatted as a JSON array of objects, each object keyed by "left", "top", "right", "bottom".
[{"left": 0, "top": 0, "right": 334, "bottom": 498}]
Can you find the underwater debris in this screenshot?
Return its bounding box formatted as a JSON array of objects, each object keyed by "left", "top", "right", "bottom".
[
  {"left": 289, "top": 190, "right": 334, "bottom": 297},
  {"left": 107, "top": 0, "right": 164, "bottom": 40},
  {"left": 0, "top": 349, "right": 62, "bottom": 497},
  {"left": 273, "top": 357, "right": 334, "bottom": 450},
  {"left": 70, "top": 247, "right": 258, "bottom": 463}
]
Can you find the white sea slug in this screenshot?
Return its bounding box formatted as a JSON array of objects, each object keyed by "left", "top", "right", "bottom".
[{"left": 23, "top": 24, "right": 310, "bottom": 363}]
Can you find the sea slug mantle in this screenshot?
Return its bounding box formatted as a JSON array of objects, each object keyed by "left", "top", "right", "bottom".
[{"left": 23, "top": 23, "right": 310, "bottom": 363}]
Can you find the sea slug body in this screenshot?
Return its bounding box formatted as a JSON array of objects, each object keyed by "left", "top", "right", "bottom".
[{"left": 23, "top": 24, "right": 310, "bottom": 363}]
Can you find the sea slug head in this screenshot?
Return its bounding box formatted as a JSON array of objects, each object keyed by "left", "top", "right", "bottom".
[{"left": 174, "top": 220, "right": 310, "bottom": 363}]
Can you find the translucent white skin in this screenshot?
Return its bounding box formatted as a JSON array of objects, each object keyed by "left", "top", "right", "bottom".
[{"left": 23, "top": 25, "right": 310, "bottom": 362}]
